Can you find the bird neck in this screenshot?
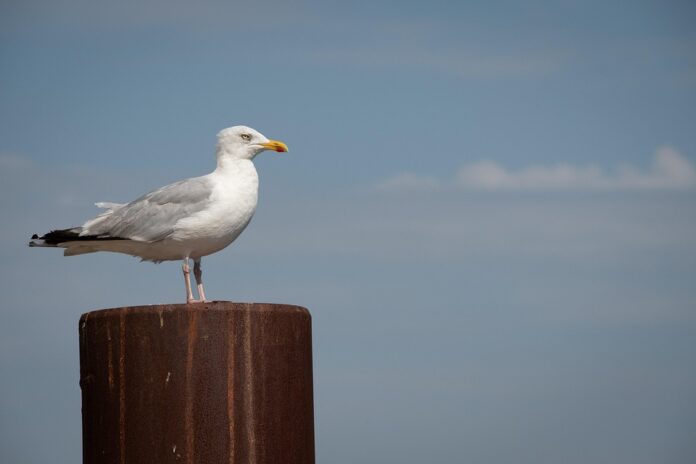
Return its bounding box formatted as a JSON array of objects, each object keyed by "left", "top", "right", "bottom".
[
  {"left": 215, "top": 156, "right": 255, "bottom": 175},
  {"left": 216, "top": 144, "right": 256, "bottom": 163}
]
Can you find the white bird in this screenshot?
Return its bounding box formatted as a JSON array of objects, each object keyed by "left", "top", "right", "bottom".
[{"left": 29, "top": 125, "right": 288, "bottom": 303}]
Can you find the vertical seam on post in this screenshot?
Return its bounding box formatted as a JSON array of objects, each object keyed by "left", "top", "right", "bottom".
[
  {"left": 107, "top": 323, "right": 114, "bottom": 391},
  {"left": 244, "top": 305, "right": 257, "bottom": 464},
  {"left": 227, "top": 311, "right": 235, "bottom": 464},
  {"left": 185, "top": 309, "right": 198, "bottom": 464},
  {"left": 118, "top": 313, "right": 126, "bottom": 464}
]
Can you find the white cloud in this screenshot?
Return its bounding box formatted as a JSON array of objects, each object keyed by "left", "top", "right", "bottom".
[{"left": 377, "top": 147, "right": 696, "bottom": 192}]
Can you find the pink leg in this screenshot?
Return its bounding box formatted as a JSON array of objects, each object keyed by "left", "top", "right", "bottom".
[
  {"left": 182, "top": 258, "right": 197, "bottom": 303},
  {"left": 193, "top": 258, "right": 208, "bottom": 302}
]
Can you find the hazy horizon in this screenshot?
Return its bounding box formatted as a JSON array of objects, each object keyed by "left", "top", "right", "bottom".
[{"left": 2, "top": 1, "right": 695, "bottom": 463}]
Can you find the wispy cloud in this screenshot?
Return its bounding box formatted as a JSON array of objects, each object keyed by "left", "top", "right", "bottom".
[
  {"left": 376, "top": 147, "right": 696, "bottom": 192},
  {"left": 308, "top": 47, "right": 564, "bottom": 78},
  {"left": 2, "top": 0, "right": 304, "bottom": 33},
  {"left": 0, "top": 152, "right": 34, "bottom": 170}
]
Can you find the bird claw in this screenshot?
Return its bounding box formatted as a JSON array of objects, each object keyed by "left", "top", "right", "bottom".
[{"left": 186, "top": 298, "right": 209, "bottom": 304}]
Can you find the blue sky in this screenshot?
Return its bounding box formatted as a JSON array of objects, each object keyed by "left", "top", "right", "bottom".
[{"left": 1, "top": 1, "right": 696, "bottom": 463}]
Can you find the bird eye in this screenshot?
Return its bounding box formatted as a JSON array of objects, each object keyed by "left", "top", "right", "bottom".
[{"left": 241, "top": 134, "right": 251, "bottom": 141}]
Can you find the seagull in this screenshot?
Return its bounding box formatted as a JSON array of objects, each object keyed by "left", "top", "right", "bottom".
[{"left": 29, "top": 125, "right": 288, "bottom": 303}]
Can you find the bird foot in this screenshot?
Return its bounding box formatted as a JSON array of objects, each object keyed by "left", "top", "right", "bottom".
[{"left": 186, "top": 298, "right": 209, "bottom": 304}]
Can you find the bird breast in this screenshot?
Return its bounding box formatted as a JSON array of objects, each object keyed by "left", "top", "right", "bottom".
[{"left": 171, "top": 161, "right": 259, "bottom": 249}]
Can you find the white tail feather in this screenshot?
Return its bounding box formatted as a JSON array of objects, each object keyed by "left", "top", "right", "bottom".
[{"left": 95, "top": 202, "right": 124, "bottom": 209}]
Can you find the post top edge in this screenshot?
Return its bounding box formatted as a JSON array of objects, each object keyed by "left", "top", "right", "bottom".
[{"left": 80, "top": 301, "right": 311, "bottom": 320}]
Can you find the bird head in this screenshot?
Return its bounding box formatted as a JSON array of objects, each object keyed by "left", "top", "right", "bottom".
[{"left": 216, "top": 125, "right": 288, "bottom": 161}]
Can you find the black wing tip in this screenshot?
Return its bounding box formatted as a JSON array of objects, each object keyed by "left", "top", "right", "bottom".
[
  {"left": 34, "top": 227, "right": 128, "bottom": 245},
  {"left": 29, "top": 233, "right": 44, "bottom": 247}
]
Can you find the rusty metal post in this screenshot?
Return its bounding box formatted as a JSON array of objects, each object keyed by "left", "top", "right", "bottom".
[{"left": 79, "top": 302, "right": 314, "bottom": 464}]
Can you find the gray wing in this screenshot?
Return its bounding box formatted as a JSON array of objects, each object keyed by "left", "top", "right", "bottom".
[{"left": 82, "top": 176, "right": 214, "bottom": 242}]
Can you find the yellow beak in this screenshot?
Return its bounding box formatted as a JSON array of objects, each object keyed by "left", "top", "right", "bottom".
[{"left": 260, "top": 140, "right": 289, "bottom": 153}]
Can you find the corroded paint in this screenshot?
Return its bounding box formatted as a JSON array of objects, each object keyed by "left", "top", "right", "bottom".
[{"left": 79, "top": 302, "right": 314, "bottom": 464}]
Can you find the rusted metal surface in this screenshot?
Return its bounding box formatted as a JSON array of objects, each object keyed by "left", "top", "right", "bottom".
[{"left": 79, "top": 302, "right": 314, "bottom": 464}]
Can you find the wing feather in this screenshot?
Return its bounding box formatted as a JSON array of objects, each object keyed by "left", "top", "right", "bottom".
[{"left": 81, "top": 176, "right": 213, "bottom": 242}]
